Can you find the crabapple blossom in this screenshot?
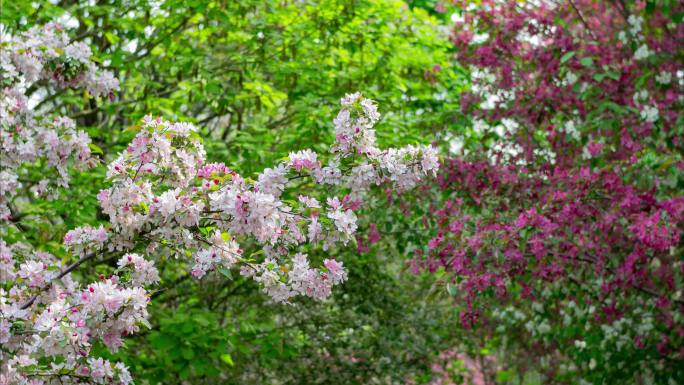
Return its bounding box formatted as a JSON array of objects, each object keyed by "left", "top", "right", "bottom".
[
  {"left": 288, "top": 149, "right": 319, "bottom": 171},
  {"left": 1, "top": 241, "right": 148, "bottom": 384},
  {"left": 399, "top": 1, "right": 684, "bottom": 382},
  {"left": 3, "top": 49, "right": 437, "bottom": 385},
  {"left": 63, "top": 225, "right": 109, "bottom": 256},
  {"left": 0, "top": 23, "right": 119, "bottom": 221},
  {"left": 0, "top": 23, "right": 144, "bottom": 385},
  {"left": 117, "top": 253, "right": 160, "bottom": 286},
  {"left": 78, "top": 92, "right": 437, "bottom": 305}
]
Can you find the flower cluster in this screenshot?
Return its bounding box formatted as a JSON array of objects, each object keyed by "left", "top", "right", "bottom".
[
  {"left": 0, "top": 23, "right": 119, "bottom": 220},
  {"left": 64, "top": 225, "right": 109, "bottom": 256},
  {"left": 247, "top": 253, "right": 348, "bottom": 302},
  {"left": 1, "top": 240, "right": 149, "bottom": 385},
  {"left": 117, "top": 253, "right": 160, "bottom": 286}
]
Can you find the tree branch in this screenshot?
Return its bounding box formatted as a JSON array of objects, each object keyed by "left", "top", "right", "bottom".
[{"left": 20, "top": 252, "right": 99, "bottom": 310}]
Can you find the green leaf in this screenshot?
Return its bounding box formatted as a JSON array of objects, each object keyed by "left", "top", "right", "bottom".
[
  {"left": 560, "top": 51, "right": 575, "bottom": 64},
  {"left": 605, "top": 71, "right": 620, "bottom": 81},
  {"left": 88, "top": 143, "right": 104, "bottom": 155},
  {"left": 250, "top": 250, "right": 265, "bottom": 258},
  {"left": 218, "top": 268, "right": 233, "bottom": 279},
  {"left": 181, "top": 347, "right": 195, "bottom": 360},
  {"left": 220, "top": 353, "right": 234, "bottom": 366},
  {"left": 104, "top": 32, "right": 120, "bottom": 44},
  {"left": 139, "top": 201, "right": 149, "bottom": 214},
  {"left": 150, "top": 333, "right": 176, "bottom": 351},
  {"left": 446, "top": 283, "right": 458, "bottom": 296},
  {"left": 496, "top": 370, "right": 515, "bottom": 382},
  {"left": 580, "top": 57, "right": 593, "bottom": 67}
]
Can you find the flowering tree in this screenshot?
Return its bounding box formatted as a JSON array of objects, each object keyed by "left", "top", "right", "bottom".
[
  {"left": 0, "top": 22, "right": 118, "bottom": 221},
  {"left": 4, "top": 2, "right": 464, "bottom": 382},
  {"left": 391, "top": 0, "right": 684, "bottom": 383},
  {"left": 1, "top": 24, "right": 438, "bottom": 384}
]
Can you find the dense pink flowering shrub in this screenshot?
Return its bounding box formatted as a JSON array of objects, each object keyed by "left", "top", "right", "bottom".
[
  {"left": 1, "top": 24, "right": 438, "bottom": 384},
  {"left": 401, "top": 0, "right": 684, "bottom": 383}
]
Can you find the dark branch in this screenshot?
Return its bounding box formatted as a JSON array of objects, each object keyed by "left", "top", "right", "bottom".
[{"left": 20, "top": 252, "right": 99, "bottom": 310}]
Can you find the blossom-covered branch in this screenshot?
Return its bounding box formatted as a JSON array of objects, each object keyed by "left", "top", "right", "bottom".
[
  {"left": 1, "top": 23, "right": 438, "bottom": 385},
  {"left": 74, "top": 91, "right": 438, "bottom": 303},
  {"left": 1, "top": 22, "right": 118, "bottom": 221}
]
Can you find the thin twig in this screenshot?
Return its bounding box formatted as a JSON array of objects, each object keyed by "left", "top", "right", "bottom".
[
  {"left": 568, "top": 0, "right": 598, "bottom": 41},
  {"left": 20, "top": 252, "right": 99, "bottom": 310}
]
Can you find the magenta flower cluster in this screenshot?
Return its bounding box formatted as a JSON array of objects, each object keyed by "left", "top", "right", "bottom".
[{"left": 402, "top": 0, "right": 684, "bottom": 381}]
